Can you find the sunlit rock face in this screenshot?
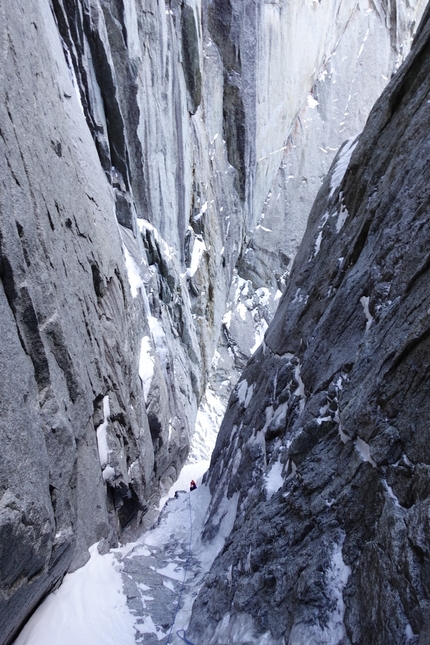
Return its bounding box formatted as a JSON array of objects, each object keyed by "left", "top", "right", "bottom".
[
  {"left": 188, "top": 7, "right": 430, "bottom": 644},
  {"left": 203, "top": 0, "right": 427, "bottom": 419},
  {"left": 0, "top": 0, "right": 427, "bottom": 642}
]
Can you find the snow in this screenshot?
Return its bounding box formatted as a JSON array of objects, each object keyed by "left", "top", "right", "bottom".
[
  {"left": 288, "top": 537, "right": 351, "bottom": 645},
  {"left": 405, "top": 623, "right": 416, "bottom": 641},
  {"left": 307, "top": 94, "right": 319, "bottom": 109},
  {"left": 103, "top": 465, "right": 116, "bottom": 482},
  {"left": 148, "top": 314, "right": 168, "bottom": 368},
  {"left": 96, "top": 395, "right": 110, "bottom": 469},
  {"left": 293, "top": 362, "right": 306, "bottom": 413},
  {"left": 335, "top": 202, "right": 349, "bottom": 233},
  {"left": 360, "top": 295, "right": 373, "bottom": 332},
  {"left": 355, "top": 436, "right": 376, "bottom": 467},
  {"left": 135, "top": 615, "right": 166, "bottom": 641},
  {"left": 187, "top": 236, "right": 206, "bottom": 278},
  {"left": 139, "top": 335, "right": 155, "bottom": 401},
  {"left": 237, "top": 380, "right": 254, "bottom": 408},
  {"left": 208, "top": 612, "right": 272, "bottom": 645},
  {"left": 123, "top": 245, "right": 143, "bottom": 298},
  {"left": 13, "top": 544, "right": 137, "bottom": 645},
  {"left": 190, "top": 385, "right": 226, "bottom": 463},
  {"left": 154, "top": 562, "right": 186, "bottom": 582},
  {"left": 265, "top": 460, "right": 284, "bottom": 498},
  {"left": 250, "top": 319, "right": 268, "bottom": 354},
  {"left": 14, "top": 451, "right": 235, "bottom": 645},
  {"left": 329, "top": 137, "right": 359, "bottom": 198},
  {"left": 137, "top": 218, "right": 176, "bottom": 262}
]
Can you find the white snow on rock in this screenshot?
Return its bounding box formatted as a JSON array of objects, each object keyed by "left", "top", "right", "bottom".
[
  {"left": 237, "top": 379, "right": 254, "bottom": 408},
  {"left": 329, "top": 137, "right": 359, "bottom": 198},
  {"left": 139, "top": 335, "right": 155, "bottom": 401},
  {"left": 208, "top": 612, "right": 273, "bottom": 645},
  {"left": 335, "top": 202, "right": 350, "bottom": 233},
  {"left": 13, "top": 544, "right": 137, "bottom": 645},
  {"left": 265, "top": 459, "right": 284, "bottom": 498},
  {"left": 360, "top": 295, "right": 374, "bottom": 332},
  {"left": 148, "top": 314, "right": 169, "bottom": 368},
  {"left": 187, "top": 236, "right": 207, "bottom": 278},
  {"left": 190, "top": 384, "right": 226, "bottom": 463},
  {"left": 96, "top": 395, "right": 110, "bottom": 469},
  {"left": 123, "top": 245, "right": 143, "bottom": 298},
  {"left": 355, "top": 436, "right": 376, "bottom": 467},
  {"left": 288, "top": 536, "right": 351, "bottom": 645}
]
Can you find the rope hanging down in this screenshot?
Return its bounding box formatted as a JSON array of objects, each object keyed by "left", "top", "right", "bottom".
[{"left": 165, "top": 491, "right": 196, "bottom": 645}]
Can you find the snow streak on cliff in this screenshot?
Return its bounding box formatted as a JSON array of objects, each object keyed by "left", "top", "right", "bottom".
[{"left": 0, "top": 0, "right": 427, "bottom": 643}]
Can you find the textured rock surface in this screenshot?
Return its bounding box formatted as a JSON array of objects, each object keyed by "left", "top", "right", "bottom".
[
  {"left": 204, "top": 0, "right": 427, "bottom": 421},
  {"left": 0, "top": 0, "right": 427, "bottom": 642},
  {"left": 188, "top": 6, "right": 430, "bottom": 644}
]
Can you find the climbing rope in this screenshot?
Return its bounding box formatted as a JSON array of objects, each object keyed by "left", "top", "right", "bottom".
[
  {"left": 176, "top": 628, "right": 196, "bottom": 644},
  {"left": 165, "top": 491, "right": 196, "bottom": 645}
]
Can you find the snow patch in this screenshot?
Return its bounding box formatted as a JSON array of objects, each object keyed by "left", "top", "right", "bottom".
[
  {"left": 123, "top": 245, "right": 143, "bottom": 298},
  {"left": 148, "top": 315, "right": 168, "bottom": 368},
  {"left": 335, "top": 202, "right": 349, "bottom": 233},
  {"left": 13, "top": 544, "right": 136, "bottom": 645},
  {"left": 187, "top": 236, "right": 206, "bottom": 278},
  {"left": 237, "top": 380, "right": 254, "bottom": 408},
  {"left": 355, "top": 436, "right": 376, "bottom": 467},
  {"left": 307, "top": 94, "right": 319, "bottom": 109},
  {"left": 139, "top": 336, "right": 155, "bottom": 401},
  {"left": 360, "top": 295, "right": 373, "bottom": 332},
  {"left": 265, "top": 460, "right": 284, "bottom": 498},
  {"left": 96, "top": 395, "right": 110, "bottom": 469},
  {"left": 329, "top": 137, "right": 359, "bottom": 198}
]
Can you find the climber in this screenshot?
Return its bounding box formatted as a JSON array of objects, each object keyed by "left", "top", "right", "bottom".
[{"left": 189, "top": 479, "right": 197, "bottom": 491}]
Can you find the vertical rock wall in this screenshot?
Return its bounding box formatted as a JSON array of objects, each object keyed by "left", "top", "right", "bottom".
[
  {"left": 0, "top": 0, "right": 427, "bottom": 642},
  {"left": 188, "top": 5, "right": 430, "bottom": 642}
]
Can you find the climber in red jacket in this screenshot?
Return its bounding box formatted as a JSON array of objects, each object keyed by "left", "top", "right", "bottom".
[{"left": 190, "top": 479, "right": 197, "bottom": 491}]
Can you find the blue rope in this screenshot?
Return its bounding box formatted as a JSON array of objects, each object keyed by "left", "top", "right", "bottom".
[
  {"left": 176, "top": 628, "right": 196, "bottom": 644},
  {"left": 165, "top": 492, "right": 196, "bottom": 645}
]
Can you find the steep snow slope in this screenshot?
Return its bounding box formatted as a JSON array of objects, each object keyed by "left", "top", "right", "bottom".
[{"left": 188, "top": 6, "right": 430, "bottom": 644}]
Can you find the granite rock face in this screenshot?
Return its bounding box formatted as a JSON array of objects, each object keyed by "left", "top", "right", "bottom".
[
  {"left": 0, "top": 0, "right": 427, "bottom": 643},
  {"left": 188, "top": 6, "right": 430, "bottom": 644}
]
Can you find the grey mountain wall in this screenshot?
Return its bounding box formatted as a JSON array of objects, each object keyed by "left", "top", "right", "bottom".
[
  {"left": 0, "top": 0, "right": 427, "bottom": 643},
  {"left": 188, "top": 6, "right": 430, "bottom": 643}
]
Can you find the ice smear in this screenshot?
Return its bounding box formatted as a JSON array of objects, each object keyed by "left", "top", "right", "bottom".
[
  {"left": 405, "top": 623, "right": 415, "bottom": 641},
  {"left": 13, "top": 544, "right": 136, "bottom": 645},
  {"left": 293, "top": 362, "right": 306, "bottom": 413},
  {"left": 382, "top": 479, "right": 402, "bottom": 508}
]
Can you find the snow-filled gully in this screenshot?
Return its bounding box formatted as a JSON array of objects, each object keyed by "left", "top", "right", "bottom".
[{"left": 13, "top": 470, "right": 236, "bottom": 645}]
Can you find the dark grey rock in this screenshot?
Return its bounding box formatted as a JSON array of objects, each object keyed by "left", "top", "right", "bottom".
[{"left": 188, "top": 6, "right": 430, "bottom": 644}]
